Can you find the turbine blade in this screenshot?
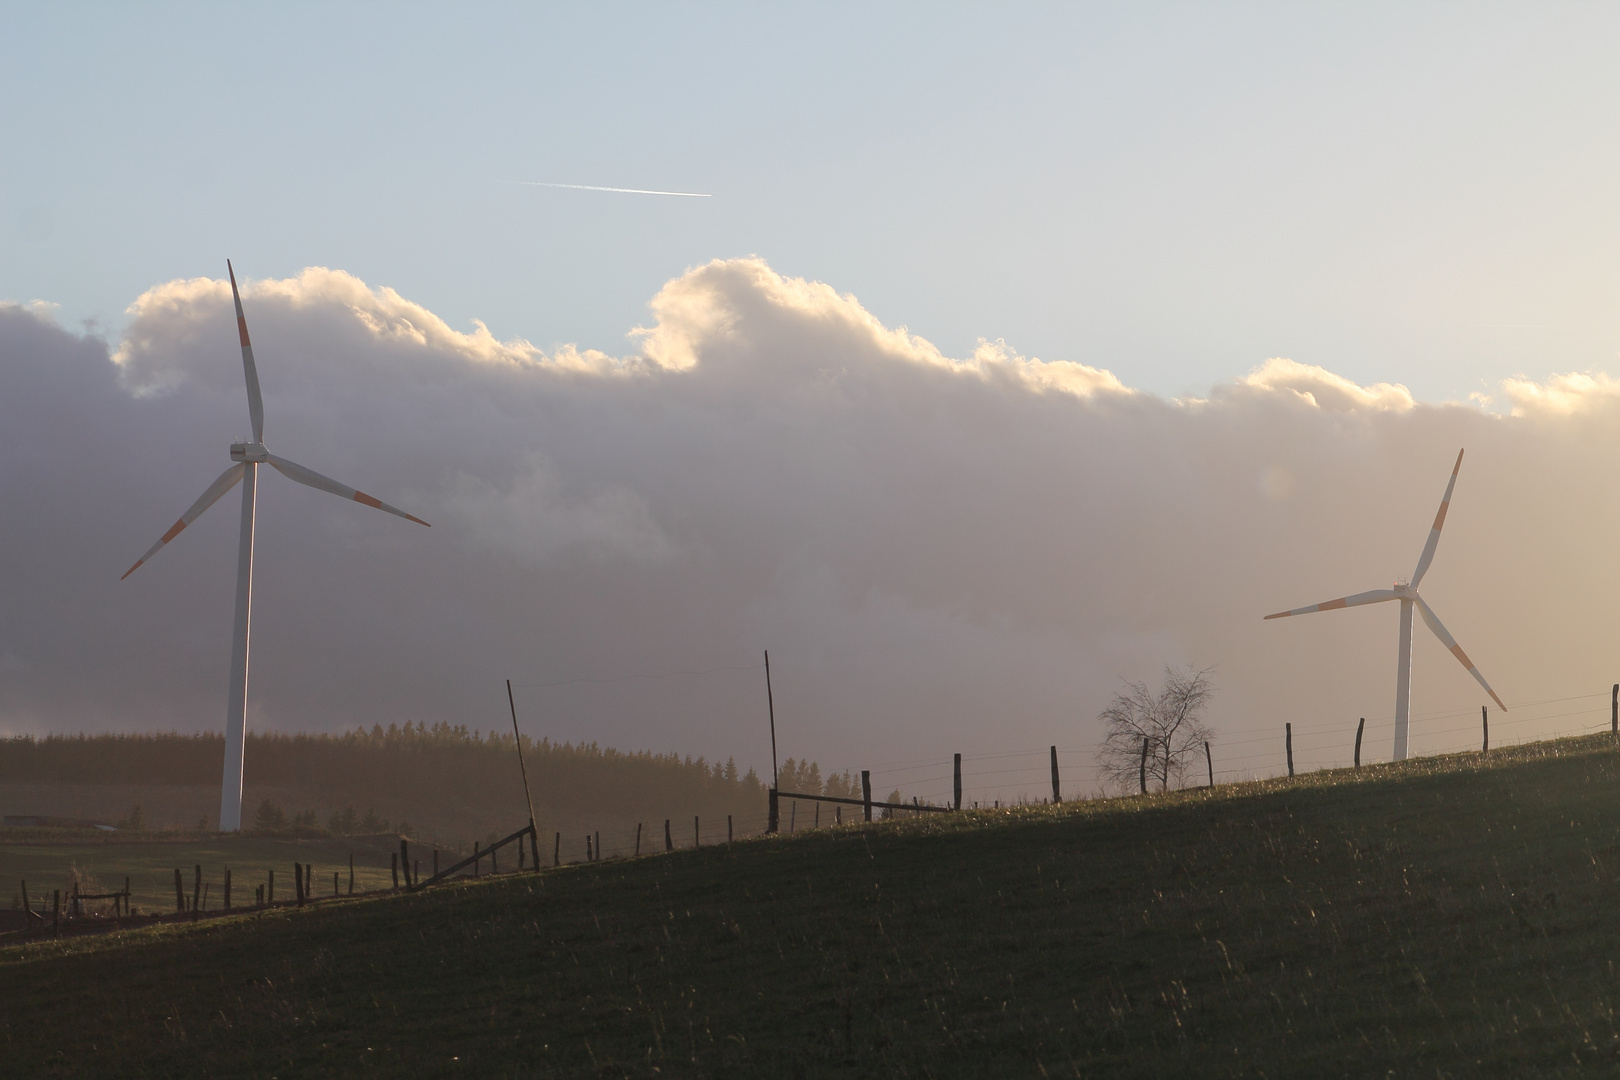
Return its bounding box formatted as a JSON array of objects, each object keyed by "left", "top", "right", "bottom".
[
  {"left": 121, "top": 463, "right": 246, "bottom": 579},
  {"left": 1263, "top": 589, "right": 1400, "bottom": 620},
  {"left": 1411, "top": 448, "right": 1464, "bottom": 588},
  {"left": 227, "top": 260, "right": 265, "bottom": 443},
  {"left": 266, "top": 454, "right": 429, "bottom": 526},
  {"left": 1415, "top": 596, "right": 1506, "bottom": 711}
]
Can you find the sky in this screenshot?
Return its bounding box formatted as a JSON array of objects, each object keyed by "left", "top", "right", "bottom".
[{"left": 5, "top": 4, "right": 1620, "bottom": 804}]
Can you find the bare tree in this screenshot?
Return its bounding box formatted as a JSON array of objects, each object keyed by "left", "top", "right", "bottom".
[{"left": 1095, "top": 666, "right": 1216, "bottom": 794}]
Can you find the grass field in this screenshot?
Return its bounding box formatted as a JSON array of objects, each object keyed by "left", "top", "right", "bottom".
[
  {"left": 2, "top": 833, "right": 407, "bottom": 914},
  {"left": 8, "top": 735, "right": 1620, "bottom": 1077}
]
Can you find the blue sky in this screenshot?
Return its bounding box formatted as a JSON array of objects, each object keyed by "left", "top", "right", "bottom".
[{"left": 7, "top": 2, "right": 1620, "bottom": 402}]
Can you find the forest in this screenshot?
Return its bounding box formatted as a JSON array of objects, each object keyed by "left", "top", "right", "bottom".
[{"left": 0, "top": 726, "right": 864, "bottom": 855}]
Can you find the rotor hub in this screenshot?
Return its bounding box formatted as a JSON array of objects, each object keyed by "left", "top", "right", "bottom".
[{"left": 230, "top": 442, "right": 269, "bottom": 462}]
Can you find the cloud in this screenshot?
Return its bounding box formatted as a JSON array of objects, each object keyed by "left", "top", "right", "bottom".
[{"left": 5, "top": 258, "right": 1620, "bottom": 798}]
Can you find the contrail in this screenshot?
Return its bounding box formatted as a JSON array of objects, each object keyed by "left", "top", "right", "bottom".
[{"left": 506, "top": 181, "right": 711, "bottom": 198}]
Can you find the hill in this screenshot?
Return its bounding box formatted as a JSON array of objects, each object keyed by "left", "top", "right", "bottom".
[{"left": 7, "top": 734, "right": 1620, "bottom": 1076}]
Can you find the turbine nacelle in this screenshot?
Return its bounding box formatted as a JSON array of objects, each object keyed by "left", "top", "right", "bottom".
[{"left": 229, "top": 441, "right": 270, "bottom": 463}]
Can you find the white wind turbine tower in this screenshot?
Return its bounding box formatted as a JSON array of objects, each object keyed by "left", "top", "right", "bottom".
[
  {"left": 1264, "top": 449, "right": 1504, "bottom": 761},
  {"left": 122, "top": 261, "right": 429, "bottom": 831}
]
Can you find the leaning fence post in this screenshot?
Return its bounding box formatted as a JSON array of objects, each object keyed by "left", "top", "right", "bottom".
[
  {"left": 1354, "top": 717, "right": 1365, "bottom": 768},
  {"left": 635, "top": 823, "right": 642, "bottom": 856},
  {"left": 1050, "top": 746, "right": 1061, "bottom": 804},
  {"left": 1285, "top": 723, "right": 1294, "bottom": 777},
  {"left": 862, "top": 771, "right": 872, "bottom": 822},
  {"left": 768, "top": 788, "right": 779, "bottom": 834},
  {"left": 174, "top": 868, "right": 185, "bottom": 913},
  {"left": 664, "top": 819, "right": 673, "bottom": 852},
  {"left": 1139, "top": 737, "right": 1149, "bottom": 794},
  {"left": 1612, "top": 684, "right": 1617, "bottom": 736},
  {"left": 954, "top": 753, "right": 963, "bottom": 811},
  {"left": 1205, "top": 741, "right": 1214, "bottom": 787},
  {"left": 530, "top": 826, "right": 541, "bottom": 872},
  {"left": 1482, "top": 705, "right": 1489, "bottom": 754}
]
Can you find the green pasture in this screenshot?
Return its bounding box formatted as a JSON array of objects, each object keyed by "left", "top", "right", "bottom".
[
  {"left": 9, "top": 735, "right": 1620, "bottom": 1076},
  {"left": 2, "top": 833, "right": 406, "bottom": 913}
]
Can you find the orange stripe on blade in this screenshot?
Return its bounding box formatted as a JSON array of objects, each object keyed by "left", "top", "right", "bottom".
[
  {"left": 405, "top": 514, "right": 430, "bottom": 527},
  {"left": 119, "top": 560, "right": 144, "bottom": 581},
  {"left": 237, "top": 316, "right": 252, "bottom": 347},
  {"left": 353, "top": 491, "right": 383, "bottom": 510},
  {"left": 1432, "top": 502, "right": 1449, "bottom": 530},
  {"left": 1450, "top": 643, "right": 1472, "bottom": 667},
  {"left": 1319, "top": 597, "right": 1348, "bottom": 611},
  {"left": 160, "top": 518, "right": 187, "bottom": 544}
]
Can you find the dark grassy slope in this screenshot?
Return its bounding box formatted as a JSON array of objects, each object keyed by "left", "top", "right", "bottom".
[{"left": 9, "top": 737, "right": 1620, "bottom": 1078}]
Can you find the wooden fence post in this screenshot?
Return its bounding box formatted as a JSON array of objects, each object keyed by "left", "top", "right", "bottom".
[
  {"left": 1205, "top": 741, "right": 1214, "bottom": 787},
  {"left": 21, "top": 880, "right": 30, "bottom": 935},
  {"left": 862, "top": 771, "right": 872, "bottom": 822},
  {"left": 1139, "top": 737, "right": 1149, "bottom": 794},
  {"left": 400, "top": 840, "right": 411, "bottom": 888},
  {"left": 587, "top": 835, "right": 593, "bottom": 862},
  {"left": 790, "top": 801, "right": 795, "bottom": 832},
  {"left": 1050, "top": 746, "right": 1061, "bottom": 804},
  {"left": 954, "top": 753, "right": 962, "bottom": 811},
  {"left": 635, "top": 823, "right": 642, "bottom": 856},
  {"left": 296, "top": 862, "right": 306, "bottom": 906},
  {"left": 694, "top": 816, "right": 700, "bottom": 847},
  {"left": 530, "top": 827, "right": 541, "bottom": 872},
  {"left": 1285, "top": 723, "right": 1294, "bottom": 777},
  {"left": 1612, "top": 683, "right": 1617, "bottom": 735},
  {"left": 768, "top": 788, "right": 779, "bottom": 834},
  {"left": 664, "top": 819, "right": 673, "bottom": 852},
  {"left": 389, "top": 854, "right": 398, "bottom": 892},
  {"left": 174, "top": 868, "right": 185, "bottom": 913},
  {"left": 728, "top": 814, "right": 733, "bottom": 842},
  {"left": 554, "top": 831, "right": 560, "bottom": 867},
  {"left": 1482, "top": 705, "right": 1489, "bottom": 754},
  {"left": 224, "top": 867, "right": 232, "bottom": 909},
  {"left": 1354, "top": 717, "right": 1365, "bottom": 768},
  {"left": 591, "top": 835, "right": 597, "bottom": 865}
]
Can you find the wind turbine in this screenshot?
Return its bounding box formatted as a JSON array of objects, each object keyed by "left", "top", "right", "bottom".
[
  {"left": 1263, "top": 449, "right": 1503, "bottom": 761},
  {"left": 122, "top": 261, "right": 429, "bottom": 831}
]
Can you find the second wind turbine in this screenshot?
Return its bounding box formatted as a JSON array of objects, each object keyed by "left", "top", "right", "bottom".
[{"left": 1264, "top": 449, "right": 1504, "bottom": 761}]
